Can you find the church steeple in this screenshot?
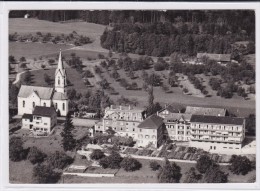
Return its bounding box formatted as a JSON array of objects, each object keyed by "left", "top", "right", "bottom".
[{"left": 55, "top": 50, "right": 67, "bottom": 94}]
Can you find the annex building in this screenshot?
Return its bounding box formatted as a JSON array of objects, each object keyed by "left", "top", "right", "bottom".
[{"left": 94, "top": 104, "right": 246, "bottom": 153}]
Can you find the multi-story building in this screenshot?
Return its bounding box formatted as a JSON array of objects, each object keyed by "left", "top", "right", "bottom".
[
  {"left": 189, "top": 115, "right": 245, "bottom": 152},
  {"left": 136, "top": 114, "right": 164, "bottom": 148},
  {"left": 164, "top": 113, "right": 192, "bottom": 141},
  {"left": 95, "top": 105, "right": 146, "bottom": 139},
  {"left": 185, "top": 106, "right": 227, "bottom": 116},
  {"left": 22, "top": 106, "right": 57, "bottom": 136}
]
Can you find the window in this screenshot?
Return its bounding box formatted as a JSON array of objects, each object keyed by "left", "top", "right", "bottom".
[
  {"left": 23, "top": 101, "right": 25, "bottom": 107},
  {"left": 44, "top": 123, "right": 47, "bottom": 125},
  {"left": 33, "top": 102, "right": 35, "bottom": 108},
  {"left": 43, "top": 102, "right": 46, "bottom": 107},
  {"left": 133, "top": 128, "right": 135, "bottom": 131},
  {"left": 55, "top": 103, "right": 57, "bottom": 108},
  {"left": 214, "top": 146, "right": 216, "bottom": 150},
  {"left": 58, "top": 77, "right": 60, "bottom": 85},
  {"left": 63, "top": 103, "right": 65, "bottom": 111}
]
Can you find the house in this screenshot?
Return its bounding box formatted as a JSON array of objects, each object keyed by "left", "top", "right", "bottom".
[
  {"left": 97, "top": 105, "right": 146, "bottom": 139},
  {"left": 185, "top": 106, "right": 227, "bottom": 116},
  {"left": 164, "top": 113, "right": 192, "bottom": 141},
  {"left": 17, "top": 51, "right": 69, "bottom": 116},
  {"left": 157, "top": 104, "right": 182, "bottom": 118},
  {"left": 189, "top": 115, "right": 245, "bottom": 153},
  {"left": 136, "top": 114, "right": 164, "bottom": 148},
  {"left": 22, "top": 106, "right": 57, "bottom": 136},
  {"left": 197, "top": 53, "right": 231, "bottom": 64}
]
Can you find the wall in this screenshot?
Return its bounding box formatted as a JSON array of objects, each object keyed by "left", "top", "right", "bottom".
[{"left": 53, "top": 99, "right": 68, "bottom": 116}]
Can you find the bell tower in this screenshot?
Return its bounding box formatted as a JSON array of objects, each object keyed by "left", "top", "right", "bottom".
[{"left": 55, "top": 50, "right": 67, "bottom": 95}]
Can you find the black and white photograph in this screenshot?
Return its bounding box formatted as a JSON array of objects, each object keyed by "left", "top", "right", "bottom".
[{"left": 3, "top": 2, "right": 258, "bottom": 187}]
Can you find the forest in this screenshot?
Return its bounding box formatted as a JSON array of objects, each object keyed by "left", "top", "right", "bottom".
[{"left": 10, "top": 10, "right": 255, "bottom": 57}]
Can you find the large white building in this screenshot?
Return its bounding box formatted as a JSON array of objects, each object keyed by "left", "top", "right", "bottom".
[{"left": 17, "top": 51, "right": 69, "bottom": 116}]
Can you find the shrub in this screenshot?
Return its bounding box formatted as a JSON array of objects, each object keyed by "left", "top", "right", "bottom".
[
  {"left": 150, "top": 160, "right": 161, "bottom": 171},
  {"left": 90, "top": 149, "right": 105, "bottom": 160},
  {"left": 27, "top": 146, "right": 47, "bottom": 164},
  {"left": 45, "top": 151, "right": 73, "bottom": 169},
  {"left": 196, "top": 155, "right": 214, "bottom": 173},
  {"left": 9, "top": 136, "right": 27, "bottom": 162},
  {"left": 98, "top": 53, "right": 105, "bottom": 59},
  {"left": 33, "top": 164, "right": 61, "bottom": 183},
  {"left": 157, "top": 159, "right": 182, "bottom": 183},
  {"left": 20, "top": 63, "right": 27, "bottom": 68},
  {"left": 229, "top": 155, "right": 252, "bottom": 175},
  {"left": 120, "top": 157, "right": 142, "bottom": 172},
  {"left": 201, "top": 164, "right": 228, "bottom": 183},
  {"left": 99, "top": 151, "right": 123, "bottom": 169}
]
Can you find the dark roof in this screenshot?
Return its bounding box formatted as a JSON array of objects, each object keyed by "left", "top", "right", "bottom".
[
  {"left": 33, "top": 106, "right": 57, "bottom": 117},
  {"left": 159, "top": 105, "right": 180, "bottom": 113},
  {"left": 190, "top": 115, "right": 244, "bottom": 125},
  {"left": 164, "top": 113, "right": 192, "bottom": 122},
  {"left": 197, "top": 53, "right": 231, "bottom": 62},
  {"left": 138, "top": 114, "right": 164, "bottom": 129},
  {"left": 185, "top": 106, "right": 226, "bottom": 116},
  {"left": 22, "top": 113, "right": 33, "bottom": 120}
]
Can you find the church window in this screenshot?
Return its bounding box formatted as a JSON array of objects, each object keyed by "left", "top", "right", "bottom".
[
  {"left": 43, "top": 102, "right": 46, "bottom": 107},
  {"left": 33, "top": 102, "right": 35, "bottom": 108},
  {"left": 55, "top": 103, "right": 57, "bottom": 108},
  {"left": 23, "top": 101, "right": 25, "bottom": 107},
  {"left": 63, "top": 103, "right": 65, "bottom": 111},
  {"left": 58, "top": 77, "right": 60, "bottom": 85}
]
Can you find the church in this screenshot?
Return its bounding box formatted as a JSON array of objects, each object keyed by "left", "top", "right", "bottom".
[{"left": 17, "top": 51, "right": 69, "bottom": 117}]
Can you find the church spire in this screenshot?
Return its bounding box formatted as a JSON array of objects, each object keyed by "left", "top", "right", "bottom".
[{"left": 58, "top": 49, "right": 64, "bottom": 70}]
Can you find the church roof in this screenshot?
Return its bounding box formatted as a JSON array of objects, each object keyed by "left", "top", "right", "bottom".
[
  {"left": 55, "top": 51, "right": 66, "bottom": 76},
  {"left": 33, "top": 106, "right": 57, "bottom": 117},
  {"left": 18, "top": 85, "right": 53, "bottom": 99},
  {"left": 53, "top": 92, "right": 68, "bottom": 100},
  {"left": 138, "top": 114, "right": 164, "bottom": 129},
  {"left": 185, "top": 106, "right": 226, "bottom": 117}
]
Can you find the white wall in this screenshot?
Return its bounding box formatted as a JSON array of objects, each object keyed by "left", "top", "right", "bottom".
[
  {"left": 18, "top": 92, "right": 41, "bottom": 115},
  {"left": 53, "top": 99, "right": 68, "bottom": 116}
]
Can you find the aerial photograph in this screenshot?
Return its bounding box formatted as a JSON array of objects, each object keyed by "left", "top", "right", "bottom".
[{"left": 8, "top": 10, "right": 256, "bottom": 184}]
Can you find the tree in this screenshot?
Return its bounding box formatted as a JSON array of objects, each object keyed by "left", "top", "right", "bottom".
[
  {"left": 196, "top": 155, "right": 214, "bottom": 173},
  {"left": 27, "top": 146, "right": 47, "bottom": 164},
  {"left": 202, "top": 164, "right": 228, "bottom": 183},
  {"left": 61, "top": 114, "right": 77, "bottom": 151},
  {"left": 33, "top": 164, "right": 61, "bottom": 183},
  {"left": 9, "top": 136, "right": 27, "bottom": 162},
  {"left": 67, "top": 88, "right": 77, "bottom": 100},
  {"left": 229, "top": 155, "right": 252, "bottom": 175},
  {"left": 90, "top": 149, "right": 105, "bottom": 160},
  {"left": 149, "top": 160, "right": 161, "bottom": 171},
  {"left": 44, "top": 73, "right": 52, "bottom": 85},
  {"left": 45, "top": 151, "right": 74, "bottom": 169},
  {"left": 22, "top": 71, "right": 31, "bottom": 85},
  {"left": 183, "top": 167, "right": 202, "bottom": 183},
  {"left": 9, "top": 55, "right": 16, "bottom": 64},
  {"left": 9, "top": 84, "right": 19, "bottom": 106},
  {"left": 41, "top": 64, "right": 46, "bottom": 69},
  {"left": 99, "top": 151, "right": 123, "bottom": 169},
  {"left": 120, "top": 157, "right": 142, "bottom": 172},
  {"left": 157, "top": 158, "right": 182, "bottom": 183},
  {"left": 19, "top": 57, "right": 26, "bottom": 62}
]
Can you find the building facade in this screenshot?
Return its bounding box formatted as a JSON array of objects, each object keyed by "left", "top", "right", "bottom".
[
  {"left": 17, "top": 51, "right": 69, "bottom": 116},
  {"left": 189, "top": 115, "right": 245, "bottom": 153},
  {"left": 22, "top": 106, "right": 57, "bottom": 136},
  {"left": 164, "top": 113, "right": 192, "bottom": 141}
]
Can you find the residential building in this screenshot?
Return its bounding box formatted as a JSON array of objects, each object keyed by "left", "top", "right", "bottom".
[
  {"left": 17, "top": 51, "right": 69, "bottom": 116},
  {"left": 197, "top": 53, "right": 231, "bottom": 64},
  {"left": 157, "top": 104, "right": 182, "bottom": 118},
  {"left": 185, "top": 106, "right": 227, "bottom": 116},
  {"left": 136, "top": 114, "right": 164, "bottom": 148},
  {"left": 95, "top": 105, "right": 146, "bottom": 139},
  {"left": 22, "top": 106, "right": 57, "bottom": 136},
  {"left": 164, "top": 113, "right": 192, "bottom": 141},
  {"left": 189, "top": 115, "right": 245, "bottom": 152}
]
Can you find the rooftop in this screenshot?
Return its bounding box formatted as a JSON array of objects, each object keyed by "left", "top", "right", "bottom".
[
  {"left": 138, "top": 114, "right": 164, "bottom": 129},
  {"left": 106, "top": 105, "right": 145, "bottom": 113},
  {"left": 53, "top": 91, "right": 67, "bottom": 100},
  {"left": 190, "top": 115, "right": 244, "bottom": 125},
  {"left": 164, "top": 113, "right": 192, "bottom": 122},
  {"left": 18, "top": 85, "right": 53, "bottom": 100},
  {"left": 159, "top": 104, "right": 182, "bottom": 114},
  {"left": 22, "top": 113, "right": 33, "bottom": 121},
  {"left": 185, "top": 106, "right": 226, "bottom": 117},
  {"left": 197, "top": 53, "right": 231, "bottom": 62},
  {"left": 33, "top": 106, "right": 57, "bottom": 117}
]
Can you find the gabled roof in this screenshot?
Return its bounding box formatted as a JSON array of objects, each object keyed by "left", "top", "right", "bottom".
[
  {"left": 52, "top": 92, "right": 68, "bottom": 100},
  {"left": 197, "top": 53, "right": 231, "bottom": 62},
  {"left": 185, "top": 106, "right": 226, "bottom": 117},
  {"left": 164, "top": 113, "right": 192, "bottom": 122},
  {"left": 138, "top": 114, "right": 164, "bottom": 129},
  {"left": 18, "top": 85, "right": 53, "bottom": 100},
  {"left": 159, "top": 104, "right": 181, "bottom": 114},
  {"left": 22, "top": 113, "right": 33, "bottom": 121},
  {"left": 190, "top": 115, "right": 244, "bottom": 125},
  {"left": 33, "top": 106, "right": 57, "bottom": 117}
]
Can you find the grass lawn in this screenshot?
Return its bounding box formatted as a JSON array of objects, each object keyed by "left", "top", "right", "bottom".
[
  {"left": 220, "top": 166, "right": 256, "bottom": 183},
  {"left": 20, "top": 68, "right": 91, "bottom": 94},
  {"left": 9, "top": 160, "right": 34, "bottom": 184}
]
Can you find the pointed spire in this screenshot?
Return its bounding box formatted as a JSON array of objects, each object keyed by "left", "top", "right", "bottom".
[{"left": 58, "top": 49, "right": 64, "bottom": 69}]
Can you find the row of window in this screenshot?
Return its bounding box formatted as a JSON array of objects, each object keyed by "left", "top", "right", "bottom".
[
  {"left": 192, "top": 124, "right": 241, "bottom": 131},
  {"left": 22, "top": 101, "right": 65, "bottom": 111}
]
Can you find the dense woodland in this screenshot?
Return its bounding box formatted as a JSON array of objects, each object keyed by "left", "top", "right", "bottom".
[{"left": 10, "top": 10, "right": 255, "bottom": 57}]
